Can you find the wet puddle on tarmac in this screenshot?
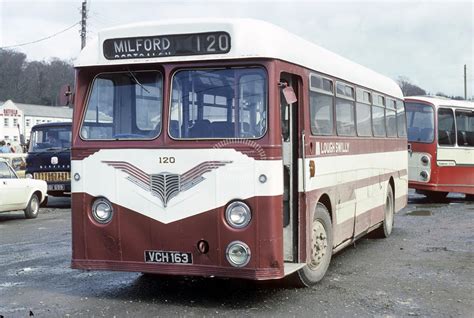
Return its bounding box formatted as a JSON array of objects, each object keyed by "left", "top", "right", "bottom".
[{"left": 405, "top": 210, "right": 432, "bottom": 216}]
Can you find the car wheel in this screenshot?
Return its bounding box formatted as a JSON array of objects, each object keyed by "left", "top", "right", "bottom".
[
  {"left": 24, "top": 193, "right": 40, "bottom": 219},
  {"left": 371, "top": 183, "right": 394, "bottom": 238},
  {"left": 296, "top": 202, "right": 333, "bottom": 286}
]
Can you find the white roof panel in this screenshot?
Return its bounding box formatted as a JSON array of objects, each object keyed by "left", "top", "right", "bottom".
[
  {"left": 405, "top": 96, "right": 474, "bottom": 109},
  {"left": 75, "top": 18, "right": 403, "bottom": 98}
]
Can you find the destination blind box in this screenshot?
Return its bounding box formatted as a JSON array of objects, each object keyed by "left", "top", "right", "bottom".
[{"left": 103, "top": 31, "right": 231, "bottom": 60}]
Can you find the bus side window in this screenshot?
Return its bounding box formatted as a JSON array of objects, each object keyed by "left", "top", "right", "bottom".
[
  {"left": 455, "top": 110, "right": 474, "bottom": 147},
  {"left": 438, "top": 108, "right": 455, "bottom": 146},
  {"left": 309, "top": 91, "right": 334, "bottom": 135}
]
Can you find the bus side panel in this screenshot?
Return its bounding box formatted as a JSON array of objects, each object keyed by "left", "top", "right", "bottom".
[{"left": 436, "top": 147, "right": 474, "bottom": 195}]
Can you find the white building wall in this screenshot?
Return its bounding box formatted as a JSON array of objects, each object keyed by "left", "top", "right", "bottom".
[{"left": 0, "top": 100, "right": 71, "bottom": 146}]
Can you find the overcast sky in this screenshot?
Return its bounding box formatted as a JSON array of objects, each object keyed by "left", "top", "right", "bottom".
[{"left": 0, "top": 0, "right": 472, "bottom": 97}]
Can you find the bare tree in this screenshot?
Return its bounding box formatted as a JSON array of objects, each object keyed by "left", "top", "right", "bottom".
[
  {"left": 0, "top": 49, "right": 74, "bottom": 106},
  {"left": 397, "top": 76, "right": 427, "bottom": 96}
]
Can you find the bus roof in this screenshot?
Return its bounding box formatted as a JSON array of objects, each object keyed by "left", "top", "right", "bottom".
[
  {"left": 75, "top": 18, "right": 403, "bottom": 99},
  {"left": 405, "top": 96, "right": 474, "bottom": 109}
]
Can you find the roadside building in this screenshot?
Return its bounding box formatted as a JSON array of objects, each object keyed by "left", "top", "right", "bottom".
[{"left": 0, "top": 100, "right": 72, "bottom": 144}]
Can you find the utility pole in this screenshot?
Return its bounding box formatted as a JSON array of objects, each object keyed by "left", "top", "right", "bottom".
[
  {"left": 81, "top": 0, "right": 87, "bottom": 49},
  {"left": 464, "top": 64, "right": 467, "bottom": 100}
]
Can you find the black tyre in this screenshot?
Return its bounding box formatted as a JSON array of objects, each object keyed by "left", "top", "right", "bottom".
[
  {"left": 424, "top": 191, "right": 448, "bottom": 202},
  {"left": 40, "top": 196, "right": 48, "bottom": 207},
  {"left": 296, "top": 202, "right": 333, "bottom": 286},
  {"left": 24, "top": 193, "right": 40, "bottom": 219},
  {"left": 371, "top": 183, "right": 394, "bottom": 239},
  {"left": 465, "top": 194, "right": 474, "bottom": 201}
]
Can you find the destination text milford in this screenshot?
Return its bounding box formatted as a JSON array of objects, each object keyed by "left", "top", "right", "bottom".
[{"left": 112, "top": 37, "right": 172, "bottom": 58}]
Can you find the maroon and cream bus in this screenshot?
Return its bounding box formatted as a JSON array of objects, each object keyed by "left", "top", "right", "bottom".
[
  {"left": 71, "top": 19, "right": 408, "bottom": 285},
  {"left": 406, "top": 96, "right": 474, "bottom": 200}
]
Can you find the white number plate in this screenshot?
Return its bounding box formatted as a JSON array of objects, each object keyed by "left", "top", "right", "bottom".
[
  {"left": 144, "top": 250, "right": 192, "bottom": 264},
  {"left": 48, "top": 184, "right": 65, "bottom": 191}
]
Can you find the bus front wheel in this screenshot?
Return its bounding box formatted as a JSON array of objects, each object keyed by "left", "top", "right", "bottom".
[{"left": 296, "top": 202, "right": 333, "bottom": 286}]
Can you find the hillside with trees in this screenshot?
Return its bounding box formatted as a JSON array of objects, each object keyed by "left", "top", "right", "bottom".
[{"left": 0, "top": 49, "right": 74, "bottom": 106}]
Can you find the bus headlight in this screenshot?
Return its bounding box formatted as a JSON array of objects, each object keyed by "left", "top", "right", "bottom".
[
  {"left": 225, "top": 201, "right": 251, "bottom": 229},
  {"left": 25, "top": 173, "right": 33, "bottom": 179},
  {"left": 226, "top": 241, "right": 251, "bottom": 267},
  {"left": 421, "top": 155, "right": 430, "bottom": 166},
  {"left": 420, "top": 170, "right": 429, "bottom": 181},
  {"left": 91, "top": 198, "right": 113, "bottom": 224}
]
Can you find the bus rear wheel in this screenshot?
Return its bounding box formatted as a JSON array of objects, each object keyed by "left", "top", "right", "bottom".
[
  {"left": 424, "top": 191, "right": 448, "bottom": 202},
  {"left": 371, "top": 183, "right": 394, "bottom": 239},
  {"left": 296, "top": 202, "right": 333, "bottom": 286}
]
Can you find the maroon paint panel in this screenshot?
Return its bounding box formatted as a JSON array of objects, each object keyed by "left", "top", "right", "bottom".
[
  {"left": 307, "top": 137, "right": 407, "bottom": 158},
  {"left": 409, "top": 163, "right": 474, "bottom": 195},
  {"left": 71, "top": 193, "right": 285, "bottom": 280}
]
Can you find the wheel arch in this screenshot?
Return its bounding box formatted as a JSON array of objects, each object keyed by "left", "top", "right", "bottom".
[
  {"left": 33, "top": 190, "right": 43, "bottom": 203},
  {"left": 389, "top": 176, "right": 395, "bottom": 198},
  {"left": 317, "top": 193, "right": 333, "bottom": 224}
]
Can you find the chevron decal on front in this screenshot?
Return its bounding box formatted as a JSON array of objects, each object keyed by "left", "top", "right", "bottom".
[
  {"left": 103, "top": 160, "right": 231, "bottom": 207},
  {"left": 71, "top": 148, "right": 284, "bottom": 224}
]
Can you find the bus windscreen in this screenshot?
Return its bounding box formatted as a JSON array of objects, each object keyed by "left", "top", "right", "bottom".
[
  {"left": 81, "top": 71, "right": 163, "bottom": 140},
  {"left": 169, "top": 68, "right": 267, "bottom": 139},
  {"left": 406, "top": 102, "right": 434, "bottom": 143}
]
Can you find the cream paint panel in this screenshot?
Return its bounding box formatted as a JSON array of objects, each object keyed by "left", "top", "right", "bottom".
[
  {"left": 408, "top": 152, "right": 431, "bottom": 182},
  {"left": 338, "top": 182, "right": 389, "bottom": 225},
  {"left": 72, "top": 149, "right": 283, "bottom": 224},
  {"left": 299, "top": 150, "right": 408, "bottom": 225},
  {"left": 437, "top": 147, "right": 474, "bottom": 166},
  {"left": 300, "top": 150, "right": 408, "bottom": 192}
]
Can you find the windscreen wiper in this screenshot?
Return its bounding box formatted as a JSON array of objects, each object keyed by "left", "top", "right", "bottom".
[{"left": 128, "top": 70, "right": 150, "bottom": 94}]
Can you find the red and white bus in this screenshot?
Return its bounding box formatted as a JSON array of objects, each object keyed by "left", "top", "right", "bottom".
[
  {"left": 71, "top": 19, "right": 408, "bottom": 285},
  {"left": 406, "top": 96, "right": 474, "bottom": 200}
]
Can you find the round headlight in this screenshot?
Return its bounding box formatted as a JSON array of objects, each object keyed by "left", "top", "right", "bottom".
[
  {"left": 226, "top": 241, "right": 251, "bottom": 267},
  {"left": 25, "top": 173, "right": 33, "bottom": 179},
  {"left": 420, "top": 170, "right": 429, "bottom": 181},
  {"left": 91, "top": 198, "right": 113, "bottom": 224},
  {"left": 421, "top": 155, "right": 430, "bottom": 165},
  {"left": 225, "top": 201, "right": 251, "bottom": 229}
]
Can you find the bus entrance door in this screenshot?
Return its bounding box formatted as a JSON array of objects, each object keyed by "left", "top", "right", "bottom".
[{"left": 280, "top": 74, "right": 300, "bottom": 262}]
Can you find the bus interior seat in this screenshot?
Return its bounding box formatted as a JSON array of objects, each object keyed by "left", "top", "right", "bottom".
[
  {"left": 242, "top": 122, "right": 250, "bottom": 133},
  {"left": 170, "top": 120, "right": 179, "bottom": 137},
  {"left": 408, "top": 127, "right": 420, "bottom": 140},
  {"left": 190, "top": 120, "right": 211, "bottom": 137},
  {"left": 420, "top": 128, "right": 433, "bottom": 141},
  {"left": 438, "top": 130, "right": 453, "bottom": 145},
  {"left": 211, "top": 121, "right": 234, "bottom": 137},
  {"left": 467, "top": 132, "right": 474, "bottom": 146},
  {"left": 459, "top": 131, "right": 474, "bottom": 146}
]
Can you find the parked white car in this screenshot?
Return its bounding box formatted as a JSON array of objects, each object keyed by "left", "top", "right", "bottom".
[{"left": 0, "top": 158, "right": 47, "bottom": 219}]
